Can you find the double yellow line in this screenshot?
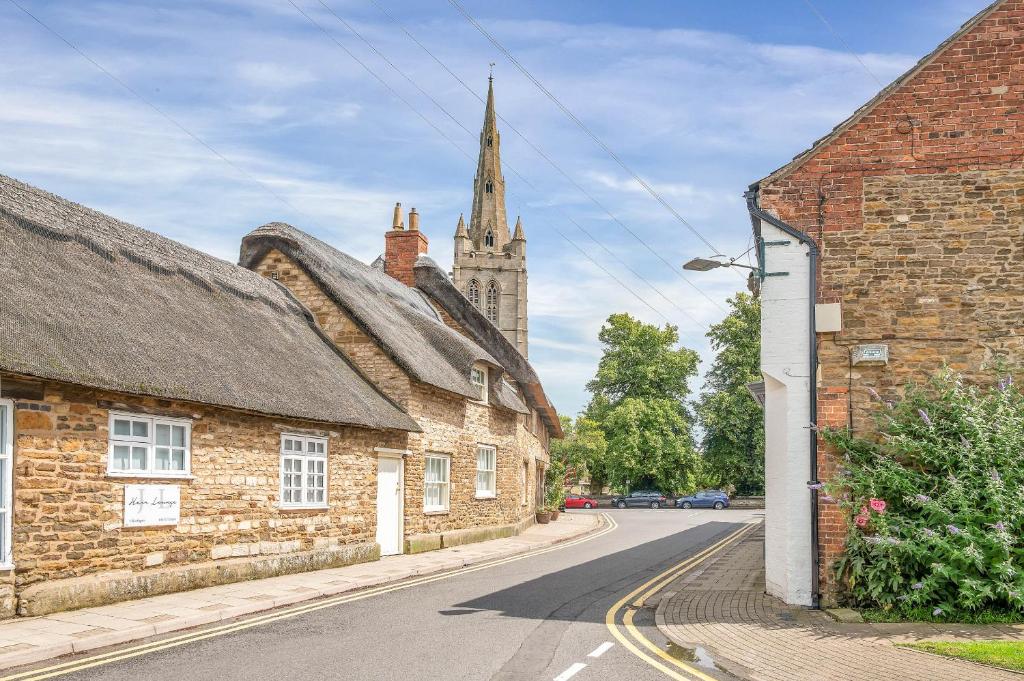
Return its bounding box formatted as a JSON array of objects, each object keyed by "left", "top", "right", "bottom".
[
  {"left": 605, "top": 521, "right": 759, "bottom": 681},
  {"left": 3, "top": 513, "right": 618, "bottom": 681}
]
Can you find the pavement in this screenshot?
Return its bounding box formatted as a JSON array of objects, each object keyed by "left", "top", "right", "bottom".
[
  {"left": 0, "top": 512, "right": 601, "bottom": 674},
  {"left": 2, "top": 508, "right": 762, "bottom": 681},
  {"left": 657, "top": 523, "right": 1024, "bottom": 681}
]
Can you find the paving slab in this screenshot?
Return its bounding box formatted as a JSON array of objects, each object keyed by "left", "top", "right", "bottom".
[{"left": 656, "top": 523, "right": 1024, "bottom": 681}]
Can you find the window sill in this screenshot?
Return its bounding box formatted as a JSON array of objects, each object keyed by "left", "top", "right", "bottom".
[
  {"left": 474, "top": 493, "right": 497, "bottom": 500},
  {"left": 278, "top": 505, "right": 329, "bottom": 512},
  {"left": 424, "top": 508, "right": 449, "bottom": 515},
  {"left": 106, "top": 473, "right": 194, "bottom": 481},
  {"left": 0, "top": 563, "right": 14, "bottom": 572}
]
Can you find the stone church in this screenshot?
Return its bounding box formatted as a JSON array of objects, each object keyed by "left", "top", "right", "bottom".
[{"left": 452, "top": 77, "right": 529, "bottom": 358}]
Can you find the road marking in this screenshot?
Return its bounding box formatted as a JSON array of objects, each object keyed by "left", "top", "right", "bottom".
[
  {"left": 587, "top": 641, "right": 614, "bottom": 658},
  {"left": 4, "top": 514, "right": 618, "bottom": 681},
  {"left": 553, "top": 662, "right": 587, "bottom": 681},
  {"left": 605, "top": 521, "right": 759, "bottom": 680}
]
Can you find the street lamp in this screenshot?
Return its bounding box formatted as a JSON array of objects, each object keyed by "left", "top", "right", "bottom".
[{"left": 683, "top": 255, "right": 760, "bottom": 273}]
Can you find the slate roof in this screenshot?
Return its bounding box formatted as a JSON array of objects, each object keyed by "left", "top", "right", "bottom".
[
  {"left": 414, "top": 256, "right": 563, "bottom": 439},
  {"left": 240, "top": 223, "right": 528, "bottom": 414},
  {"left": 754, "top": 0, "right": 1007, "bottom": 188},
  {"left": 0, "top": 174, "right": 418, "bottom": 432}
]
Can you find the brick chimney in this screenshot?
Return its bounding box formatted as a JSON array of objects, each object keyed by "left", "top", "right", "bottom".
[{"left": 384, "top": 203, "right": 428, "bottom": 287}]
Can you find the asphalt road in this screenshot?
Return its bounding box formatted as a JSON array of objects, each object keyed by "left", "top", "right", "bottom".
[{"left": 47, "top": 509, "right": 761, "bottom": 681}]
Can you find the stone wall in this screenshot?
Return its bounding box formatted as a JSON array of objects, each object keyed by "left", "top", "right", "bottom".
[
  {"left": 251, "top": 249, "right": 544, "bottom": 550},
  {"left": 3, "top": 374, "right": 405, "bottom": 616},
  {"left": 757, "top": 0, "right": 1024, "bottom": 602}
]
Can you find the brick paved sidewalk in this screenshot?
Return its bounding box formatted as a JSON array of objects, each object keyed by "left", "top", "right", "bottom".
[
  {"left": 0, "top": 512, "right": 601, "bottom": 672},
  {"left": 656, "top": 523, "right": 1024, "bottom": 681}
]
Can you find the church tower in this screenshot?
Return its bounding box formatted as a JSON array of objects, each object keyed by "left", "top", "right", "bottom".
[{"left": 453, "top": 76, "right": 529, "bottom": 357}]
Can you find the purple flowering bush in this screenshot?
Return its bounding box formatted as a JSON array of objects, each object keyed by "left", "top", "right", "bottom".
[{"left": 824, "top": 369, "right": 1024, "bottom": 616}]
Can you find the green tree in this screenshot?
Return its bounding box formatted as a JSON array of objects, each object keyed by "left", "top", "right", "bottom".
[
  {"left": 586, "top": 313, "right": 698, "bottom": 403},
  {"left": 550, "top": 415, "right": 607, "bottom": 492},
  {"left": 602, "top": 398, "right": 701, "bottom": 493},
  {"left": 583, "top": 313, "right": 701, "bottom": 494},
  {"left": 696, "top": 293, "right": 764, "bottom": 495}
]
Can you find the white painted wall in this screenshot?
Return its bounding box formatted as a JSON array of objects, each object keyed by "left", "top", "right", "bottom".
[{"left": 758, "top": 218, "right": 813, "bottom": 606}]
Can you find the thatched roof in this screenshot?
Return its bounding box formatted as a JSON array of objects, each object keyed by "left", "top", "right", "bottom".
[
  {"left": 0, "top": 175, "right": 418, "bottom": 432},
  {"left": 414, "top": 256, "right": 562, "bottom": 439},
  {"left": 240, "top": 223, "right": 528, "bottom": 414}
]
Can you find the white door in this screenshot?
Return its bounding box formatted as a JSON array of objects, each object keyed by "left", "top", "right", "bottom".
[{"left": 376, "top": 456, "right": 403, "bottom": 556}]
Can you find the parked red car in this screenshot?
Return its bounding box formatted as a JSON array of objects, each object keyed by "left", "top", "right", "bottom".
[{"left": 563, "top": 494, "right": 599, "bottom": 510}]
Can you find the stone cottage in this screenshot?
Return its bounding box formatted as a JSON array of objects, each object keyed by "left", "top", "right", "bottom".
[
  {"left": 0, "top": 174, "right": 420, "bottom": 618},
  {"left": 748, "top": 0, "right": 1023, "bottom": 606},
  {"left": 240, "top": 209, "right": 559, "bottom": 557}
]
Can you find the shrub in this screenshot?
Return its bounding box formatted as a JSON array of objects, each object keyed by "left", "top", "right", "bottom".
[{"left": 823, "top": 369, "right": 1024, "bottom": 616}]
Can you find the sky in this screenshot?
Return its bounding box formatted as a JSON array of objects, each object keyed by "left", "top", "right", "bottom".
[{"left": 0, "top": 0, "right": 993, "bottom": 417}]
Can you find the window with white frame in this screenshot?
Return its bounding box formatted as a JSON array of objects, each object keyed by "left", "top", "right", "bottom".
[
  {"left": 476, "top": 445, "right": 496, "bottom": 498},
  {"left": 280, "top": 435, "right": 328, "bottom": 508},
  {"left": 108, "top": 412, "right": 191, "bottom": 477},
  {"left": 0, "top": 401, "right": 12, "bottom": 568},
  {"left": 424, "top": 454, "right": 451, "bottom": 513},
  {"left": 471, "top": 365, "right": 488, "bottom": 403}
]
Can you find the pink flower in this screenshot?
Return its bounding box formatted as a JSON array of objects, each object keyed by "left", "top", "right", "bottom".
[
  {"left": 869, "top": 498, "right": 887, "bottom": 513},
  {"left": 860, "top": 506, "right": 869, "bottom": 516},
  {"left": 855, "top": 514, "right": 869, "bottom": 528}
]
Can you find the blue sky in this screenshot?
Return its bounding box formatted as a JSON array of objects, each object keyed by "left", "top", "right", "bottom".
[{"left": 0, "top": 0, "right": 992, "bottom": 416}]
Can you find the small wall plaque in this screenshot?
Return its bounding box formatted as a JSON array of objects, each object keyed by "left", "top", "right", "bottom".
[
  {"left": 124, "top": 485, "right": 180, "bottom": 527},
  {"left": 852, "top": 344, "right": 889, "bottom": 365}
]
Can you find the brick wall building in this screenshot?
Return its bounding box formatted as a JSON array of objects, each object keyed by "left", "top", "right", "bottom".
[{"left": 750, "top": 0, "right": 1024, "bottom": 605}]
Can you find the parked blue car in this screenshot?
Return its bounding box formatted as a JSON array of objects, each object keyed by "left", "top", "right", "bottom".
[{"left": 675, "top": 490, "right": 730, "bottom": 509}]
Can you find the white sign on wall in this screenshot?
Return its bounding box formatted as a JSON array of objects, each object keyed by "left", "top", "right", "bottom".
[{"left": 124, "top": 484, "right": 180, "bottom": 527}]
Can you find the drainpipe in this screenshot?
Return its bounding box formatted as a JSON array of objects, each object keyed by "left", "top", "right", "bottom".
[{"left": 745, "top": 187, "right": 821, "bottom": 610}]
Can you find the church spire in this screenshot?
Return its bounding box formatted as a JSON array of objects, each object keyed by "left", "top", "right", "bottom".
[{"left": 469, "top": 75, "right": 509, "bottom": 251}]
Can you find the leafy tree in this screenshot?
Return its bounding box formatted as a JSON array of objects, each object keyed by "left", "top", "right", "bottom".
[
  {"left": 549, "top": 415, "right": 607, "bottom": 490},
  {"left": 582, "top": 313, "right": 701, "bottom": 494},
  {"left": 587, "top": 313, "right": 699, "bottom": 404},
  {"left": 696, "top": 293, "right": 764, "bottom": 495},
  {"left": 602, "top": 398, "right": 700, "bottom": 493}
]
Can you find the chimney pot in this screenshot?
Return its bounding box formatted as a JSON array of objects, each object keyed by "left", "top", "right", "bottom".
[
  {"left": 392, "top": 202, "right": 404, "bottom": 230},
  {"left": 409, "top": 208, "right": 420, "bottom": 231}
]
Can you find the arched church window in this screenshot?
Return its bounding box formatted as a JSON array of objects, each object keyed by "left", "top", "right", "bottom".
[
  {"left": 485, "top": 281, "right": 499, "bottom": 324},
  {"left": 467, "top": 280, "right": 480, "bottom": 308},
  {"left": 485, "top": 181, "right": 493, "bottom": 193},
  {"left": 484, "top": 230, "right": 494, "bottom": 248}
]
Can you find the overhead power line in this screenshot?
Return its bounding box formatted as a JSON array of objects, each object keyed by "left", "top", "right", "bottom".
[
  {"left": 5, "top": 0, "right": 317, "bottom": 226},
  {"left": 446, "top": 0, "right": 727, "bottom": 259},
  {"left": 801, "top": 0, "right": 887, "bottom": 91},
  {"left": 313, "top": 1, "right": 712, "bottom": 327},
  {"left": 367, "top": 0, "right": 728, "bottom": 312},
  {"left": 288, "top": 0, "right": 681, "bottom": 326}
]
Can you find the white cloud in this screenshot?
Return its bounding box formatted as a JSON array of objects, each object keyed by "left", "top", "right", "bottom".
[{"left": 236, "top": 62, "right": 318, "bottom": 90}]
